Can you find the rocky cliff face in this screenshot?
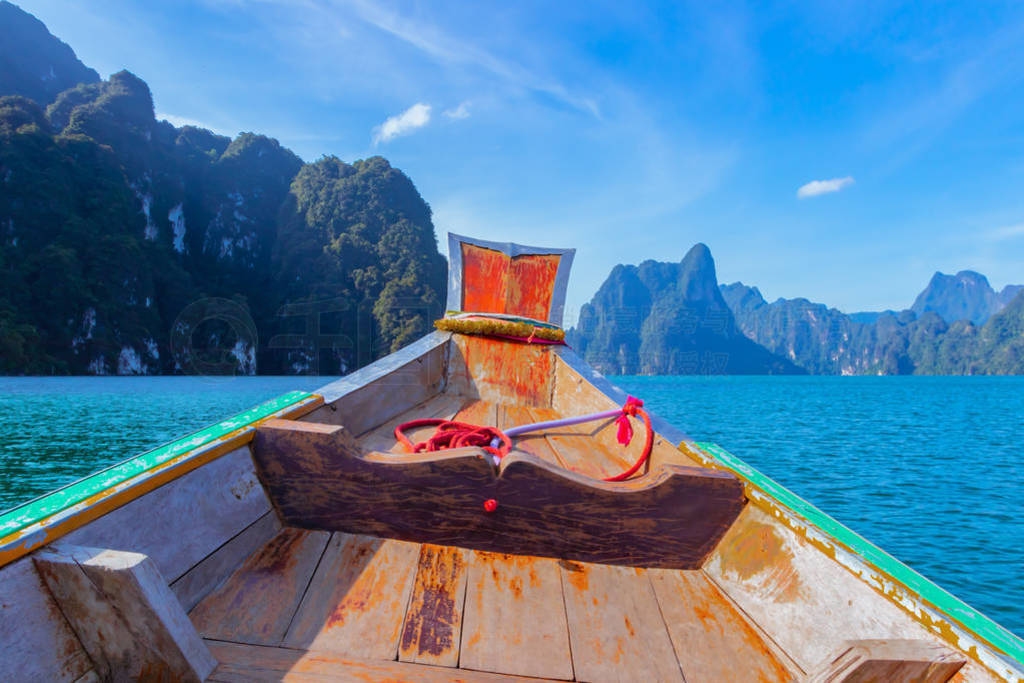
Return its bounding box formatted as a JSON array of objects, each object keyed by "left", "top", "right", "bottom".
[
  {"left": 568, "top": 245, "right": 803, "bottom": 375},
  {"left": 0, "top": 1, "right": 100, "bottom": 106},
  {"left": 909, "top": 270, "right": 1014, "bottom": 325},
  {"left": 0, "top": 7, "right": 445, "bottom": 375},
  {"left": 722, "top": 282, "right": 1024, "bottom": 375}
]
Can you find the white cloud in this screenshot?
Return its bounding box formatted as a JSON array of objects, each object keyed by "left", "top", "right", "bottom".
[
  {"left": 989, "top": 223, "right": 1024, "bottom": 242},
  {"left": 444, "top": 101, "right": 471, "bottom": 120},
  {"left": 373, "top": 103, "right": 432, "bottom": 144},
  {"left": 797, "top": 176, "right": 855, "bottom": 199}
]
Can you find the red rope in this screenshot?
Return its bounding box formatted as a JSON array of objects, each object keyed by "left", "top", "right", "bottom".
[
  {"left": 604, "top": 397, "right": 654, "bottom": 482},
  {"left": 393, "top": 396, "right": 654, "bottom": 482},
  {"left": 394, "top": 418, "right": 512, "bottom": 459}
]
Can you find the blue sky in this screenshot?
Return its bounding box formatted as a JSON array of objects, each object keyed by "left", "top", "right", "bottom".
[{"left": 16, "top": 0, "right": 1024, "bottom": 321}]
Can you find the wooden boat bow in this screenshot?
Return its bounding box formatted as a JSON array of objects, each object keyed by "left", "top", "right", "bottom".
[{"left": 251, "top": 417, "right": 745, "bottom": 569}]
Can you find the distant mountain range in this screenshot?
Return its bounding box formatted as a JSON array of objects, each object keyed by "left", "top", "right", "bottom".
[
  {"left": 572, "top": 247, "right": 1024, "bottom": 375},
  {"left": 910, "top": 270, "right": 1022, "bottom": 326},
  {"left": 566, "top": 245, "right": 803, "bottom": 375}
]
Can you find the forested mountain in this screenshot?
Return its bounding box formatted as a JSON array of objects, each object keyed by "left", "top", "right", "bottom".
[
  {"left": 0, "top": 5, "right": 445, "bottom": 374},
  {"left": 567, "top": 245, "right": 803, "bottom": 375},
  {"left": 722, "top": 282, "right": 1024, "bottom": 375},
  {"left": 572, "top": 245, "right": 1024, "bottom": 376}
]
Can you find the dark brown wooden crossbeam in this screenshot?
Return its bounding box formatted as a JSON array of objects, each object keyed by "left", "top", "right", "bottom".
[{"left": 251, "top": 418, "right": 746, "bottom": 569}]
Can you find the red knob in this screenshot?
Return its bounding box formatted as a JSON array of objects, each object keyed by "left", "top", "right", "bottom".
[{"left": 483, "top": 498, "right": 498, "bottom": 512}]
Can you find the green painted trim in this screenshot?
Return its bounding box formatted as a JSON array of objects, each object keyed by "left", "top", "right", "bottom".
[
  {"left": 695, "top": 441, "right": 1024, "bottom": 668},
  {"left": 0, "top": 390, "right": 314, "bottom": 539}
]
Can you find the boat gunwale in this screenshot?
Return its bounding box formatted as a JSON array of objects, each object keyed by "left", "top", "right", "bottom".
[
  {"left": 692, "top": 441, "right": 1024, "bottom": 681},
  {"left": 0, "top": 391, "right": 323, "bottom": 569}
]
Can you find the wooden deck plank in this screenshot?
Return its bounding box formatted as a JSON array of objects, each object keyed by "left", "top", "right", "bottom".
[
  {"left": 399, "top": 544, "right": 470, "bottom": 667},
  {"left": 649, "top": 569, "right": 794, "bottom": 682},
  {"left": 530, "top": 409, "right": 635, "bottom": 480},
  {"left": 283, "top": 533, "right": 421, "bottom": 659},
  {"left": 560, "top": 560, "right": 683, "bottom": 682},
  {"left": 189, "top": 528, "right": 330, "bottom": 646},
  {"left": 171, "top": 511, "right": 283, "bottom": 613},
  {"left": 453, "top": 399, "right": 498, "bottom": 430},
  {"left": 205, "top": 639, "right": 552, "bottom": 682},
  {"left": 548, "top": 356, "right": 700, "bottom": 469},
  {"left": 499, "top": 405, "right": 565, "bottom": 466},
  {"left": 358, "top": 393, "right": 468, "bottom": 453},
  {"left": 459, "top": 551, "right": 574, "bottom": 680}
]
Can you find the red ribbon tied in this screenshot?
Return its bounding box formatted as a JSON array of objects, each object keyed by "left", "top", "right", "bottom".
[{"left": 616, "top": 396, "right": 644, "bottom": 446}]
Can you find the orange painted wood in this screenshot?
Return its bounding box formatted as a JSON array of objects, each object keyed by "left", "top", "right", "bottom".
[
  {"left": 447, "top": 335, "right": 554, "bottom": 407},
  {"left": 189, "top": 528, "right": 329, "bottom": 646},
  {"left": 560, "top": 560, "right": 683, "bottom": 682},
  {"left": 205, "top": 638, "right": 553, "bottom": 682},
  {"left": 461, "top": 244, "right": 509, "bottom": 315},
  {"left": 399, "top": 544, "right": 470, "bottom": 667},
  {"left": 649, "top": 569, "right": 794, "bottom": 682},
  {"left": 459, "top": 244, "right": 561, "bottom": 321},
  {"left": 459, "top": 551, "right": 573, "bottom": 680},
  {"left": 283, "top": 533, "right": 420, "bottom": 658},
  {"left": 253, "top": 420, "right": 745, "bottom": 568},
  {"left": 506, "top": 253, "right": 560, "bottom": 321},
  {"left": 453, "top": 399, "right": 499, "bottom": 428}
]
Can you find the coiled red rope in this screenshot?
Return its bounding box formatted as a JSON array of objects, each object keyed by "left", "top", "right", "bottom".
[
  {"left": 394, "top": 396, "right": 654, "bottom": 482},
  {"left": 394, "top": 419, "right": 512, "bottom": 459}
]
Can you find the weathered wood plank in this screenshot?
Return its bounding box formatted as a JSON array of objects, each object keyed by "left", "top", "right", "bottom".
[
  {"left": 460, "top": 551, "right": 573, "bottom": 680},
  {"left": 253, "top": 419, "right": 744, "bottom": 568},
  {"left": 0, "top": 556, "right": 92, "bottom": 683},
  {"left": 64, "top": 445, "right": 272, "bottom": 583},
  {"left": 283, "top": 533, "right": 420, "bottom": 658},
  {"left": 71, "top": 669, "right": 100, "bottom": 683},
  {"left": 399, "top": 544, "right": 470, "bottom": 667},
  {"left": 189, "top": 527, "right": 330, "bottom": 646},
  {"left": 205, "top": 638, "right": 553, "bottom": 682},
  {"left": 551, "top": 347, "right": 693, "bottom": 451},
  {"left": 306, "top": 336, "right": 448, "bottom": 435},
  {"left": 170, "top": 511, "right": 283, "bottom": 613},
  {"left": 358, "top": 393, "right": 468, "bottom": 453},
  {"left": 34, "top": 544, "right": 216, "bottom": 682},
  {"left": 501, "top": 405, "right": 565, "bottom": 466},
  {"left": 705, "top": 504, "right": 974, "bottom": 673},
  {"left": 560, "top": 560, "right": 682, "bottom": 682},
  {"left": 533, "top": 413, "right": 634, "bottom": 479},
  {"left": 809, "top": 639, "right": 966, "bottom": 682},
  {"left": 447, "top": 335, "right": 554, "bottom": 407},
  {"left": 649, "top": 568, "right": 794, "bottom": 682}
]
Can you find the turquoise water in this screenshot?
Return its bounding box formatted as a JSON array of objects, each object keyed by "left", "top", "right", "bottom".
[
  {"left": 0, "top": 376, "right": 335, "bottom": 511},
  {"left": 0, "top": 375, "right": 1020, "bottom": 637},
  {"left": 614, "top": 375, "right": 1023, "bottom": 637}
]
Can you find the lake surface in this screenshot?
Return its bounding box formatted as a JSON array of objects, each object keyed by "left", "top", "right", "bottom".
[
  {"left": 0, "top": 374, "right": 1020, "bottom": 637},
  {"left": 614, "top": 375, "right": 1024, "bottom": 637}
]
